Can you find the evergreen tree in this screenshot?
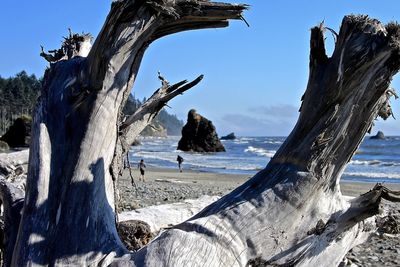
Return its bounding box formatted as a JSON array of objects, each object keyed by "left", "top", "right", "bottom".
[
  {"left": 0, "top": 71, "right": 41, "bottom": 134},
  {"left": 0, "top": 71, "right": 41, "bottom": 114}
]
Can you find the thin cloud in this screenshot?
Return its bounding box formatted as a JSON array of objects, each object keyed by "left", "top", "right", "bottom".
[
  {"left": 248, "top": 105, "right": 299, "bottom": 119},
  {"left": 217, "top": 113, "right": 297, "bottom": 136}
]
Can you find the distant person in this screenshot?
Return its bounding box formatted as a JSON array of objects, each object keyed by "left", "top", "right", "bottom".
[
  {"left": 138, "top": 159, "right": 146, "bottom": 181},
  {"left": 177, "top": 155, "right": 184, "bottom": 172},
  {"left": 123, "top": 156, "right": 130, "bottom": 169}
]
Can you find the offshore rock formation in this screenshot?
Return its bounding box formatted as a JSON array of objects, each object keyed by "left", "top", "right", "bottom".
[
  {"left": 178, "top": 109, "right": 225, "bottom": 152},
  {"left": 220, "top": 132, "right": 236, "bottom": 140},
  {"left": 370, "top": 131, "right": 385, "bottom": 140}
]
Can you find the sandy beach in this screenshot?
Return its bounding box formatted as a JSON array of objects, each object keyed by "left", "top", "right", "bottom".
[
  {"left": 117, "top": 166, "right": 400, "bottom": 266},
  {"left": 117, "top": 166, "right": 400, "bottom": 209},
  {"left": 1, "top": 149, "right": 399, "bottom": 265}
]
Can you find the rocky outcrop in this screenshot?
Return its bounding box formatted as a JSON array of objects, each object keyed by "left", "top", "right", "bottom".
[
  {"left": 0, "top": 116, "right": 32, "bottom": 147},
  {"left": 221, "top": 132, "right": 236, "bottom": 140},
  {"left": 177, "top": 109, "right": 225, "bottom": 152},
  {"left": 370, "top": 131, "right": 385, "bottom": 140},
  {"left": 140, "top": 121, "right": 167, "bottom": 137}
]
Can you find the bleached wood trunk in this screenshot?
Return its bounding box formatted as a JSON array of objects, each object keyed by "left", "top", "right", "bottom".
[
  {"left": 2, "top": 2, "right": 400, "bottom": 267},
  {"left": 133, "top": 17, "right": 400, "bottom": 266},
  {"left": 5, "top": 1, "right": 246, "bottom": 266},
  {"left": 0, "top": 151, "right": 27, "bottom": 267}
]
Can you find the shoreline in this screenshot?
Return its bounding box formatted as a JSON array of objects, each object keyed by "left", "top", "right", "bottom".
[
  {"left": 130, "top": 135, "right": 400, "bottom": 185},
  {"left": 125, "top": 164, "right": 400, "bottom": 191},
  {"left": 118, "top": 166, "right": 400, "bottom": 211}
]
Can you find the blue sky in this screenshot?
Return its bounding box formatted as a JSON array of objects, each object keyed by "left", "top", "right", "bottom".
[{"left": 1, "top": 0, "right": 400, "bottom": 136}]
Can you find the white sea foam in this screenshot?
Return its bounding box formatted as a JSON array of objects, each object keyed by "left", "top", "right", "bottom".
[
  {"left": 233, "top": 140, "right": 249, "bottom": 144},
  {"left": 344, "top": 172, "right": 400, "bottom": 179},
  {"left": 131, "top": 150, "right": 262, "bottom": 171},
  {"left": 244, "top": 146, "right": 276, "bottom": 158},
  {"left": 263, "top": 140, "right": 283, "bottom": 145},
  {"left": 349, "top": 160, "right": 381, "bottom": 165},
  {"left": 240, "top": 137, "right": 255, "bottom": 141},
  {"left": 223, "top": 165, "right": 262, "bottom": 171},
  {"left": 129, "top": 136, "right": 400, "bottom": 181},
  {"left": 349, "top": 160, "right": 400, "bottom": 167},
  {"left": 132, "top": 151, "right": 176, "bottom": 163}
]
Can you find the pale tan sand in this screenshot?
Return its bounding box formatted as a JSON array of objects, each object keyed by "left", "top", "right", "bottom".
[
  {"left": 123, "top": 166, "right": 400, "bottom": 197},
  {"left": 119, "top": 167, "right": 400, "bottom": 210},
  {"left": 340, "top": 181, "right": 400, "bottom": 197},
  {"left": 142, "top": 167, "right": 249, "bottom": 188},
  {"left": 118, "top": 167, "right": 249, "bottom": 210}
]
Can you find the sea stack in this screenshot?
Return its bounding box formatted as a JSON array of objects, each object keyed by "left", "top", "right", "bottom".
[
  {"left": 220, "top": 132, "right": 236, "bottom": 140},
  {"left": 178, "top": 109, "right": 225, "bottom": 152},
  {"left": 370, "top": 131, "right": 385, "bottom": 140}
]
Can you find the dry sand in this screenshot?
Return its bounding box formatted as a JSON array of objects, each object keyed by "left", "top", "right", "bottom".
[{"left": 118, "top": 166, "right": 400, "bottom": 266}]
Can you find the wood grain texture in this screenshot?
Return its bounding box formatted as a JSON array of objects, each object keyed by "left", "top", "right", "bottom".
[
  {"left": 8, "top": 1, "right": 246, "bottom": 266},
  {"left": 7, "top": 2, "right": 400, "bottom": 266},
  {"left": 134, "top": 16, "right": 400, "bottom": 267}
]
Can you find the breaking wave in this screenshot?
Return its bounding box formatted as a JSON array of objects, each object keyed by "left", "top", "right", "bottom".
[
  {"left": 344, "top": 172, "right": 400, "bottom": 179},
  {"left": 129, "top": 136, "right": 400, "bottom": 181},
  {"left": 244, "top": 146, "right": 276, "bottom": 158}
]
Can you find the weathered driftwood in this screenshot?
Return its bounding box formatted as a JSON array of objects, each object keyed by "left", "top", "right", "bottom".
[
  {"left": 0, "top": 151, "right": 28, "bottom": 266},
  {"left": 0, "top": 150, "right": 29, "bottom": 177},
  {"left": 133, "top": 16, "right": 400, "bottom": 266},
  {"left": 119, "top": 195, "right": 221, "bottom": 232},
  {"left": 40, "top": 29, "right": 92, "bottom": 63},
  {"left": 5, "top": 1, "right": 246, "bottom": 266},
  {"left": 0, "top": 178, "right": 24, "bottom": 267},
  {"left": 3, "top": 1, "right": 400, "bottom": 266}
]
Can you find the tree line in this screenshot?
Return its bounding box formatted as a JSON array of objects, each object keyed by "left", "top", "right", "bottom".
[
  {"left": 0, "top": 71, "right": 41, "bottom": 135},
  {"left": 0, "top": 72, "right": 183, "bottom": 136}
]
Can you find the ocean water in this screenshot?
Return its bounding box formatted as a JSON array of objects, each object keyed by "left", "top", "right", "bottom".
[{"left": 128, "top": 136, "right": 400, "bottom": 183}]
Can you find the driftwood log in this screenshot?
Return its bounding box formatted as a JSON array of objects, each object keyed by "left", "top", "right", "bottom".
[
  {"left": 0, "top": 150, "right": 28, "bottom": 266},
  {"left": 1, "top": 0, "right": 400, "bottom": 265},
  {"left": 3, "top": 1, "right": 247, "bottom": 266},
  {"left": 134, "top": 17, "right": 400, "bottom": 266}
]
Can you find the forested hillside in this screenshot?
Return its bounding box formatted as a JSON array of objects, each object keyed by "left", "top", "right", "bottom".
[
  {"left": 0, "top": 71, "right": 41, "bottom": 111},
  {"left": 123, "top": 94, "right": 183, "bottom": 136},
  {"left": 0, "top": 71, "right": 41, "bottom": 135},
  {"left": 0, "top": 72, "right": 182, "bottom": 136}
]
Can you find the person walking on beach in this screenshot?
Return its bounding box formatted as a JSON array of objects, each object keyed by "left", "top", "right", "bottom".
[
  {"left": 138, "top": 159, "right": 146, "bottom": 181},
  {"left": 177, "top": 155, "right": 184, "bottom": 172}
]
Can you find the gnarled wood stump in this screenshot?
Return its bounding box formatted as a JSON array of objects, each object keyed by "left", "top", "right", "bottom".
[{"left": 1, "top": 1, "right": 399, "bottom": 266}]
